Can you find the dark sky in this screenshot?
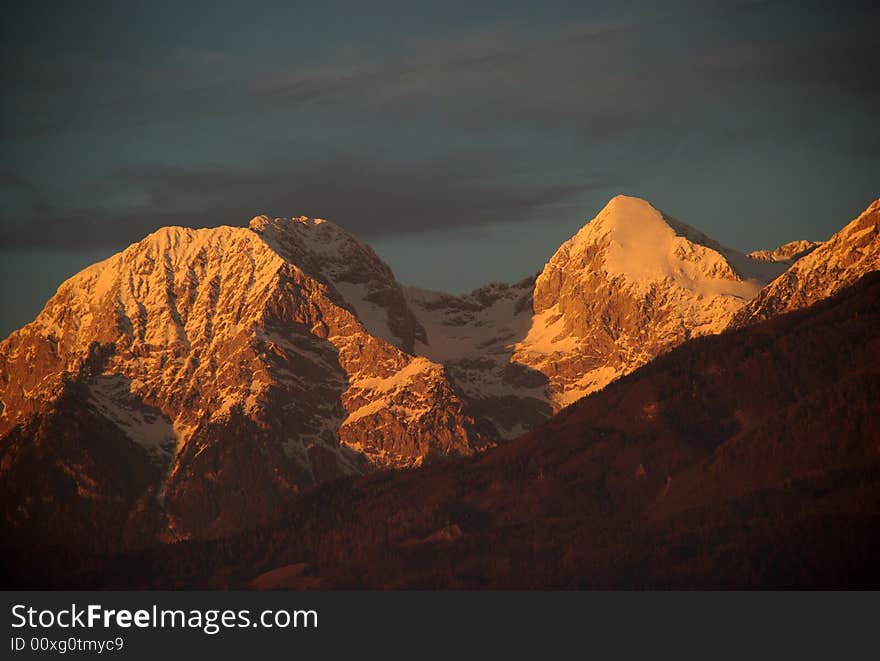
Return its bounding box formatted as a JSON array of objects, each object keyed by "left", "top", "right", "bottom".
[{"left": 1, "top": 0, "right": 878, "bottom": 337}]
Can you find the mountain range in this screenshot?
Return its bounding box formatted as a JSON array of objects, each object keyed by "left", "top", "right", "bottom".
[
  {"left": 55, "top": 268, "right": 878, "bottom": 589},
  {"left": 1, "top": 194, "right": 878, "bottom": 586}
]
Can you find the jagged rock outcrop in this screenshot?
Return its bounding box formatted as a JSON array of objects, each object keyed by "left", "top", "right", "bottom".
[
  {"left": 730, "top": 199, "right": 880, "bottom": 328},
  {"left": 511, "top": 195, "right": 787, "bottom": 407},
  {"left": 406, "top": 278, "right": 549, "bottom": 440},
  {"left": 410, "top": 196, "right": 787, "bottom": 428},
  {"left": 0, "top": 217, "right": 478, "bottom": 544},
  {"left": 748, "top": 239, "right": 820, "bottom": 263}
]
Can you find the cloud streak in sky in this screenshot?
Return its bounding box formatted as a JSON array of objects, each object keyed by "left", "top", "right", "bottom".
[
  {"left": 0, "top": 0, "right": 877, "bottom": 256},
  {"left": 0, "top": 151, "right": 608, "bottom": 250}
]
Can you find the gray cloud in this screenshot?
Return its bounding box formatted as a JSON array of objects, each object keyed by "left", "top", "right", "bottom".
[
  {"left": 0, "top": 0, "right": 877, "bottom": 255},
  {"left": 0, "top": 151, "right": 608, "bottom": 250}
]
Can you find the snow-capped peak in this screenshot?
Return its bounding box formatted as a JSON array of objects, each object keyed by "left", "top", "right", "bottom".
[
  {"left": 541, "top": 195, "right": 776, "bottom": 303},
  {"left": 578, "top": 195, "right": 720, "bottom": 247},
  {"left": 513, "top": 195, "right": 790, "bottom": 408}
]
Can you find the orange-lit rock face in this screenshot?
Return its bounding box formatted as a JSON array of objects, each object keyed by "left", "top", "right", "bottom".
[
  {"left": 731, "top": 199, "right": 880, "bottom": 328},
  {"left": 35, "top": 270, "right": 880, "bottom": 589},
  {"left": 408, "top": 196, "right": 788, "bottom": 417},
  {"left": 0, "top": 217, "right": 478, "bottom": 544},
  {"left": 2, "top": 196, "right": 877, "bottom": 548}
]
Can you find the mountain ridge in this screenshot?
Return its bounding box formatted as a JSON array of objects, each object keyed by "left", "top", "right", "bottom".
[
  {"left": 0, "top": 214, "right": 480, "bottom": 544},
  {"left": 2, "top": 194, "right": 878, "bottom": 548},
  {"left": 17, "top": 270, "right": 879, "bottom": 589},
  {"left": 730, "top": 198, "right": 880, "bottom": 328}
]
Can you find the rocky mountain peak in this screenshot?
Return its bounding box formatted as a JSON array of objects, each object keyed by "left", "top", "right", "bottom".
[
  {"left": 748, "top": 239, "right": 820, "bottom": 263},
  {"left": 730, "top": 197, "right": 880, "bottom": 328},
  {"left": 511, "top": 196, "right": 788, "bottom": 408},
  {"left": 406, "top": 195, "right": 790, "bottom": 432},
  {"left": 247, "top": 214, "right": 425, "bottom": 351},
  {"left": 0, "top": 213, "right": 479, "bottom": 544},
  {"left": 543, "top": 195, "right": 766, "bottom": 306}
]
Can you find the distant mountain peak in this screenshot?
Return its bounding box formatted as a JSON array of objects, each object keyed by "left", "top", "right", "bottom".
[
  {"left": 731, "top": 197, "right": 880, "bottom": 328},
  {"left": 583, "top": 195, "right": 717, "bottom": 244},
  {"left": 565, "top": 195, "right": 759, "bottom": 293},
  {"left": 748, "top": 239, "right": 820, "bottom": 263},
  {"left": 405, "top": 195, "right": 790, "bottom": 419}
]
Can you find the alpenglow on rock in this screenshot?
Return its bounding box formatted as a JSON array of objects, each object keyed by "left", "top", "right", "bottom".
[
  {"left": 0, "top": 216, "right": 480, "bottom": 543},
  {"left": 730, "top": 199, "right": 880, "bottom": 329},
  {"left": 408, "top": 195, "right": 788, "bottom": 430},
  {"left": 7, "top": 194, "right": 864, "bottom": 547}
]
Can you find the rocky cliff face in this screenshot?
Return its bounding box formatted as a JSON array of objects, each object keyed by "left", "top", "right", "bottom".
[
  {"left": 410, "top": 196, "right": 787, "bottom": 431},
  {"left": 6, "top": 195, "right": 873, "bottom": 548},
  {"left": 406, "top": 277, "right": 549, "bottom": 440},
  {"left": 748, "top": 239, "right": 820, "bottom": 263},
  {"left": 0, "top": 216, "right": 478, "bottom": 544},
  {"left": 511, "top": 195, "right": 787, "bottom": 408},
  {"left": 39, "top": 272, "right": 880, "bottom": 590},
  {"left": 730, "top": 199, "right": 880, "bottom": 328}
]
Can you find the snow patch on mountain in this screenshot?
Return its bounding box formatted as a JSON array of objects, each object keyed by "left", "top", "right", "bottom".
[
  {"left": 87, "top": 374, "right": 177, "bottom": 462},
  {"left": 333, "top": 281, "right": 396, "bottom": 346},
  {"left": 569, "top": 195, "right": 771, "bottom": 299},
  {"left": 513, "top": 305, "right": 579, "bottom": 358}
]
